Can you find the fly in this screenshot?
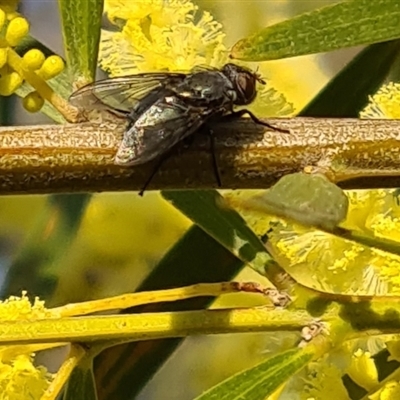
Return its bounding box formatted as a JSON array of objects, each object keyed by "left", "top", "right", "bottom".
[{"left": 69, "top": 63, "right": 289, "bottom": 195}]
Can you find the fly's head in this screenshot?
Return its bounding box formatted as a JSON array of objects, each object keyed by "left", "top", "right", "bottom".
[{"left": 222, "top": 63, "right": 265, "bottom": 106}]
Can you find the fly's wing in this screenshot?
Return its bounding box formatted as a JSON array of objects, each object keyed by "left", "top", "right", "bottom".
[
  {"left": 115, "top": 96, "right": 215, "bottom": 166},
  {"left": 190, "top": 65, "right": 219, "bottom": 73},
  {"left": 69, "top": 73, "right": 187, "bottom": 113}
]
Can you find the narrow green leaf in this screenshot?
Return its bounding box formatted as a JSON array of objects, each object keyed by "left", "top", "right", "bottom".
[
  {"left": 63, "top": 359, "right": 98, "bottom": 400},
  {"left": 231, "top": 0, "right": 400, "bottom": 61},
  {"left": 94, "top": 225, "right": 245, "bottom": 400},
  {"left": 161, "top": 190, "right": 286, "bottom": 281},
  {"left": 0, "top": 96, "right": 12, "bottom": 125},
  {"left": 195, "top": 348, "right": 313, "bottom": 400},
  {"left": 58, "top": 0, "right": 104, "bottom": 83},
  {"left": 337, "top": 229, "right": 400, "bottom": 258},
  {"left": 1, "top": 194, "right": 91, "bottom": 299},
  {"left": 300, "top": 40, "right": 400, "bottom": 117}
]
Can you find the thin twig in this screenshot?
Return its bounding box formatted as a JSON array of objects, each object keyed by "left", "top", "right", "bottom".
[
  {"left": 2, "top": 117, "right": 400, "bottom": 194},
  {"left": 54, "top": 282, "right": 269, "bottom": 317}
]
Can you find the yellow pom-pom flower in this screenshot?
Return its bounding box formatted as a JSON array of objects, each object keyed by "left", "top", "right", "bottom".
[
  {"left": 0, "top": 293, "right": 54, "bottom": 399},
  {"left": 23, "top": 91, "right": 44, "bottom": 113},
  {"left": 369, "top": 382, "right": 400, "bottom": 400},
  {"left": 5, "top": 16, "right": 29, "bottom": 47},
  {"left": 346, "top": 349, "right": 378, "bottom": 391},
  {"left": 0, "top": 354, "right": 51, "bottom": 400},
  {"left": 0, "top": 48, "right": 7, "bottom": 68},
  {"left": 0, "top": 8, "right": 6, "bottom": 30},
  {"left": 100, "top": 0, "right": 226, "bottom": 75},
  {"left": 23, "top": 49, "right": 45, "bottom": 70},
  {"left": 0, "top": 71, "right": 22, "bottom": 96},
  {"left": 361, "top": 82, "right": 400, "bottom": 119},
  {"left": 0, "top": 291, "right": 55, "bottom": 320},
  {"left": 37, "top": 55, "right": 65, "bottom": 80}
]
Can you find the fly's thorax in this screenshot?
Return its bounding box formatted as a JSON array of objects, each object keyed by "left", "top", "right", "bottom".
[{"left": 173, "top": 71, "right": 233, "bottom": 107}]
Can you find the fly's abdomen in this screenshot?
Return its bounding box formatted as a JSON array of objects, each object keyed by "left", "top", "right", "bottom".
[{"left": 115, "top": 97, "right": 204, "bottom": 166}]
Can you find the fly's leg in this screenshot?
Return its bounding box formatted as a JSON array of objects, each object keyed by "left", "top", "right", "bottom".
[
  {"left": 139, "top": 153, "right": 170, "bottom": 196},
  {"left": 182, "top": 126, "right": 222, "bottom": 188},
  {"left": 208, "top": 127, "right": 222, "bottom": 187},
  {"left": 139, "top": 130, "right": 193, "bottom": 196},
  {"left": 223, "top": 109, "right": 289, "bottom": 134},
  {"left": 139, "top": 125, "right": 222, "bottom": 196},
  {"left": 200, "top": 125, "right": 222, "bottom": 187}
]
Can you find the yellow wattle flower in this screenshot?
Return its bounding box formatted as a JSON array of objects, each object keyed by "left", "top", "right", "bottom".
[
  {"left": 23, "top": 91, "right": 44, "bottom": 112},
  {"left": 36, "top": 55, "right": 65, "bottom": 80},
  {"left": 5, "top": 16, "right": 29, "bottom": 46},
  {"left": 0, "top": 354, "right": 51, "bottom": 400},
  {"left": 361, "top": 82, "right": 400, "bottom": 119},
  {"left": 0, "top": 48, "right": 7, "bottom": 68},
  {"left": 104, "top": 0, "right": 197, "bottom": 27},
  {"left": 0, "top": 3, "right": 64, "bottom": 107},
  {"left": 0, "top": 293, "right": 56, "bottom": 399},
  {"left": 346, "top": 349, "right": 378, "bottom": 391},
  {"left": 0, "top": 291, "right": 56, "bottom": 321},
  {"left": 369, "top": 381, "right": 400, "bottom": 400},
  {"left": 100, "top": 0, "right": 226, "bottom": 75},
  {"left": 0, "top": 70, "right": 22, "bottom": 96},
  {"left": 0, "top": 7, "right": 6, "bottom": 29},
  {"left": 23, "top": 49, "right": 46, "bottom": 70}
]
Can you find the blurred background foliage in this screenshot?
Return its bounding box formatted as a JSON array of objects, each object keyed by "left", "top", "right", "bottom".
[{"left": 2, "top": 0, "right": 400, "bottom": 399}]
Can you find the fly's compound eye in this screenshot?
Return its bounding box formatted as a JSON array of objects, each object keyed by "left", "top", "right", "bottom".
[{"left": 235, "top": 73, "right": 257, "bottom": 105}]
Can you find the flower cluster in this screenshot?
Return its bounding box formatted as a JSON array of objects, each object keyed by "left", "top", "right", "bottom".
[
  {"left": 361, "top": 82, "right": 400, "bottom": 119},
  {"left": 266, "top": 189, "right": 400, "bottom": 295},
  {"left": 0, "top": 1, "right": 64, "bottom": 112},
  {"left": 100, "top": 0, "right": 227, "bottom": 75},
  {"left": 0, "top": 292, "right": 56, "bottom": 399},
  {"left": 0, "top": 290, "right": 55, "bottom": 320}
]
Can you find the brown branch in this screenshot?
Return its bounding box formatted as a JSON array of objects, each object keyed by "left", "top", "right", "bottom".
[{"left": 2, "top": 117, "right": 400, "bottom": 194}]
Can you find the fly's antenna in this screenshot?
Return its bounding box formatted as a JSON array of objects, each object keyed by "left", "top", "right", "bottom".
[{"left": 254, "top": 66, "right": 266, "bottom": 85}]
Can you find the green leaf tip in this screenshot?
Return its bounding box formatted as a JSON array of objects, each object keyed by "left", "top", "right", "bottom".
[
  {"left": 231, "top": 0, "right": 400, "bottom": 61},
  {"left": 195, "top": 347, "right": 313, "bottom": 400},
  {"left": 58, "top": 0, "right": 104, "bottom": 83}
]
